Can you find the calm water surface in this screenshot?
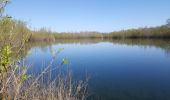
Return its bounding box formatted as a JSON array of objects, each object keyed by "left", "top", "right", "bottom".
[{"left": 24, "top": 40, "right": 170, "bottom": 100}]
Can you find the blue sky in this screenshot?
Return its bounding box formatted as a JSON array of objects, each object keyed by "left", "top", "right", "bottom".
[{"left": 5, "top": 0, "right": 170, "bottom": 32}]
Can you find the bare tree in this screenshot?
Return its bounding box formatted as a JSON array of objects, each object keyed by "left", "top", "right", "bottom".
[
  {"left": 0, "top": 0, "right": 10, "bottom": 17},
  {"left": 167, "top": 18, "right": 170, "bottom": 28}
]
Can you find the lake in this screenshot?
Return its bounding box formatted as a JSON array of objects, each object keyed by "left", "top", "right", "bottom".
[{"left": 23, "top": 39, "right": 170, "bottom": 100}]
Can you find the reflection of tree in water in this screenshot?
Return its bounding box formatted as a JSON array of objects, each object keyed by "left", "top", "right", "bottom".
[
  {"left": 164, "top": 42, "right": 170, "bottom": 56},
  {"left": 40, "top": 45, "right": 52, "bottom": 53},
  {"left": 18, "top": 39, "right": 170, "bottom": 58}
]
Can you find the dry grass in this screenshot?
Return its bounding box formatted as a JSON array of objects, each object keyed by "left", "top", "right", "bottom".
[{"left": 0, "top": 59, "right": 88, "bottom": 100}]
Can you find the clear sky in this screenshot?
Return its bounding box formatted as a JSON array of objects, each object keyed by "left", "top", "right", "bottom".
[{"left": 5, "top": 0, "right": 170, "bottom": 32}]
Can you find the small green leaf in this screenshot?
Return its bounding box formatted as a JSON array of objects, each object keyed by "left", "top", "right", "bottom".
[
  {"left": 22, "top": 75, "right": 27, "bottom": 80},
  {"left": 22, "top": 66, "right": 26, "bottom": 69},
  {"left": 62, "top": 58, "right": 68, "bottom": 65},
  {"left": 21, "top": 75, "right": 31, "bottom": 80}
]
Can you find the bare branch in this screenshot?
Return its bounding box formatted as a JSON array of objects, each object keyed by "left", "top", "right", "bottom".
[{"left": 0, "top": 0, "right": 10, "bottom": 18}]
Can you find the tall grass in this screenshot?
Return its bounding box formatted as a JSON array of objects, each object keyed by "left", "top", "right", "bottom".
[{"left": 0, "top": 63, "right": 88, "bottom": 100}]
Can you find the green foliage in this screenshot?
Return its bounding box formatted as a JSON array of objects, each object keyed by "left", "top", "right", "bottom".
[
  {"left": 14, "top": 65, "right": 32, "bottom": 81},
  {"left": 0, "top": 44, "right": 11, "bottom": 72},
  {"left": 62, "top": 58, "right": 68, "bottom": 65},
  {"left": 21, "top": 67, "right": 31, "bottom": 81}
]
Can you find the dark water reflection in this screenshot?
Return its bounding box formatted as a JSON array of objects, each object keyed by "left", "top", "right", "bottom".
[{"left": 24, "top": 39, "right": 170, "bottom": 100}]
